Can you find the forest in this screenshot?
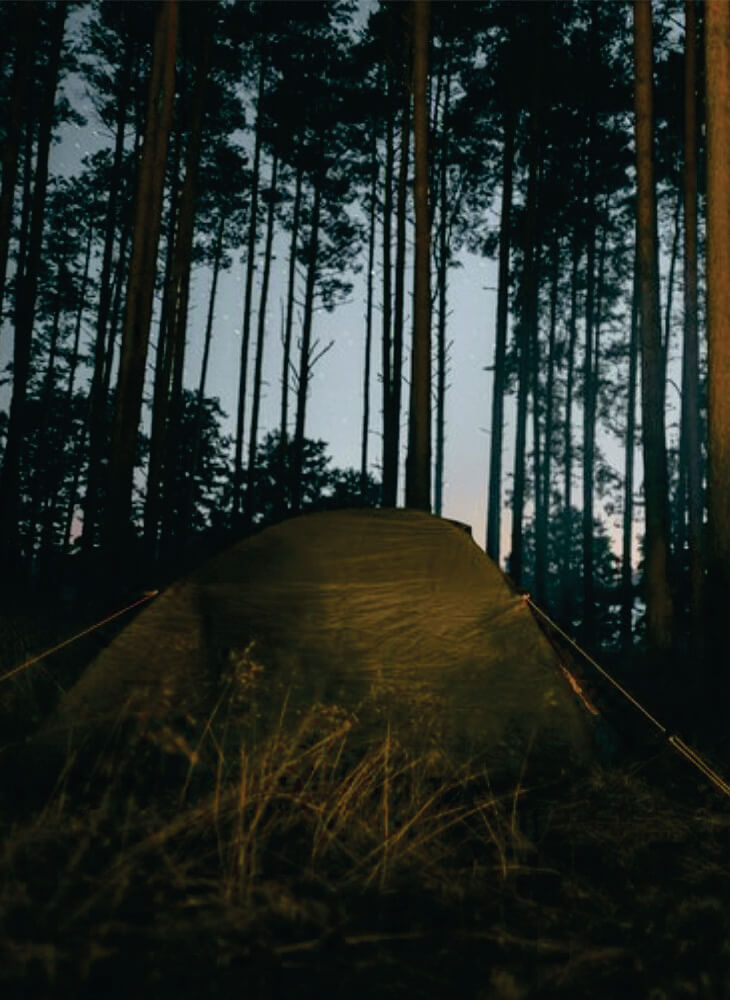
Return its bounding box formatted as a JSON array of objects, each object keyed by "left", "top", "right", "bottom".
[{"left": 1, "top": 0, "right": 730, "bottom": 735}]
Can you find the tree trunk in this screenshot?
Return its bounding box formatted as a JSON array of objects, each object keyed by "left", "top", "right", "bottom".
[
  {"left": 662, "top": 186, "right": 682, "bottom": 397},
  {"left": 581, "top": 124, "right": 597, "bottom": 645},
  {"left": 12, "top": 115, "right": 35, "bottom": 324},
  {"left": 0, "top": 2, "right": 66, "bottom": 574},
  {"left": 28, "top": 263, "right": 65, "bottom": 559},
  {"left": 405, "top": 0, "right": 431, "bottom": 511},
  {"left": 561, "top": 228, "right": 581, "bottom": 622},
  {"left": 232, "top": 53, "right": 265, "bottom": 524},
  {"left": 144, "top": 129, "right": 183, "bottom": 555},
  {"left": 530, "top": 244, "right": 544, "bottom": 602},
  {"left": 704, "top": 0, "right": 730, "bottom": 713},
  {"left": 81, "top": 38, "right": 134, "bottom": 555},
  {"left": 278, "top": 160, "right": 303, "bottom": 516},
  {"left": 103, "top": 0, "right": 177, "bottom": 568},
  {"left": 486, "top": 106, "right": 515, "bottom": 562},
  {"left": 361, "top": 121, "right": 378, "bottom": 498},
  {"left": 291, "top": 179, "right": 323, "bottom": 514},
  {"left": 538, "top": 225, "right": 560, "bottom": 609},
  {"left": 183, "top": 211, "right": 225, "bottom": 538},
  {"left": 246, "top": 150, "right": 279, "bottom": 525},
  {"left": 0, "top": 2, "right": 34, "bottom": 339},
  {"left": 621, "top": 253, "right": 639, "bottom": 654},
  {"left": 381, "top": 65, "right": 395, "bottom": 506},
  {"left": 384, "top": 70, "right": 411, "bottom": 507},
  {"left": 159, "top": 14, "right": 214, "bottom": 553},
  {"left": 682, "top": 0, "right": 702, "bottom": 647},
  {"left": 633, "top": 0, "right": 674, "bottom": 654},
  {"left": 434, "top": 67, "right": 451, "bottom": 518},
  {"left": 509, "top": 110, "right": 540, "bottom": 586}
]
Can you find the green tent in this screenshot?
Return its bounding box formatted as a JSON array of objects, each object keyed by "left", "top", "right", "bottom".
[{"left": 37, "top": 508, "right": 597, "bottom": 780}]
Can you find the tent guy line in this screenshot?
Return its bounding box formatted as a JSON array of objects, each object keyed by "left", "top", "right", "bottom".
[
  {"left": 0, "top": 589, "right": 160, "bottom": 687},
  {"left": 525, "top": 594, "right": 730, "bottom": 801}
]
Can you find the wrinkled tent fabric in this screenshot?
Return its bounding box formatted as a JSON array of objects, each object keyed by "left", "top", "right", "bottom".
[{"left": 38, "top": 508, "right": 597, "bottom": 778}]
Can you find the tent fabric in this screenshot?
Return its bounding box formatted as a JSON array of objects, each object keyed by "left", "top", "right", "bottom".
[{"left": 38, "top": 508, "right": 597, "bottom": 777}]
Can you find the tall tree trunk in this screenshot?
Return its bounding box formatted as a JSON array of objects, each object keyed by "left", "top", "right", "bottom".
[
  {"left": 538, "top": 225, "right": 560, "bottom": 609},
  {"left": 486, "top": 106, "right": 515, "bottom": 561},
  {"left": 633, "top": 0, "right": 674, "bottom": 654},
  {"left": 183, "top": 211, "right": 225, "bottom": 538},
  {"left": 561, "top": 228, "right": 581, "bottom": 621},
  {"left": 28, "top": 263, "right": 65, "bottom": 559},
  {"left": 0, "top": 2, "right": 66, "bottom": 574},
  {"left": 361, "top": 122, "right": 378, "bottom": 497},
  {"left": 509, "top": 110, "right": 540, "bottom": 586},
  {"left": 0, "top": 2, "right": 34, "bottom": 337},
  {"left": 384, "top": 71, "right": 411, "bottom": 507},
  {"left": 405, "top": 0, "right": 431, "bottom": 511},
  {"left": 381, "top": 67, "right": 395, "bottom": 506},
  {"left": 103, "top": 0, "right": 178, "bottom": 568},
  {"left": 530, "top": 242, "right": 544, "bottom": 602},
  {"left": 12, "top": 117, "right": 35, "bottom": 325},
  {"left": 144, "top": 129, "right": 183, "bottom": 555},
  {"left": 278, "top": 160, "right": 303, "bottom": 516},
  {"left": 232, "top": 53, "right": 265, "bottom": 524},
  {"left": 82, "top": 38, "right": 134, "bottom": 554},
  {"left": 434, "top": 67, "right": 451, "bottom": 518},
  {"left": 622, "top": 253, "right": 639, "bottom": 654},
  {"left": 581, "top": 122, "right": 597, "bottom": 644},
  {"left": 158, "top": 14, "right": 214, "bottom": 554},
  {"left": 291, "top": 179, "right": 323, "bottom": 514},
  {"left": 682, "top": 0, "right": 702, "bottom": 647},
  {"left": 662, "top": 185, "right": 682, "bottom": 396},
  {"left": 42, "top": 221, "right": 93, "bottom": 564},
  {"left": 103, "top": 203, "right": 134, "bottom": 401},
  {"left": 246, "top": 150, "right": 279, "bottom": 525},
  {"left": 704, "top": 0, "right": 730, "bottom": 714}
]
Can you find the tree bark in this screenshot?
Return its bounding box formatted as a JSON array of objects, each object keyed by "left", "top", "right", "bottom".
[
  {"left": 102, "top": 0, "right": 178, "bottom": 567},
  {"left": 509, "top": 109, "right": 540, "bottom": 587},
  {"left": 81, "top": 37, "right": 134, "bottom": 555},
  {"left": 633, "top": 0, "right": 674, "bottom": 654},
  {"left": 232, "top": 52, "right": 265, "bottom": 524},
  {"left": 143, "top": 129, "right": 182, "bottom": 555},
  {"left": 0, "top": 2, "right": 66, "bottom": 573},
  {"left": 581, "top": 119, "right": 597, "bottom": 645},
  {"left": 0, "top": 2, "right": 34, "bottom": 340},
  {"left": 183, "top": 211, "right": 225, "bottom": 538},
  {"left": 561, "top": 228, "right": 581, "bottom": 622},
  {"left": 246, "top": 150, "right": 279, "bottom": 524},
  {"left": 704, "top": 0, "right": 730, "bottom": 708},
  {"left": 291, "top": 179, "right": 323, "bottom": 514},
  {"left": 486, "top": 106, "right": 515, "bottom": 561},
  {"left": 278, "top": 161, "right": 303, "bottom": 516},
  {"left": 682, "top": 0, "right": 702, "bottom": 646},
  {"left": 383, "top": 68, "right": 411, "bottom": 507},
  {"left": 361, "top": 121, "right": 378, "bottom": 497},
  {"left": 405, "top": 0, "right": 431, "bottom": 511},
  {"left": 622, "top": 252, "right": 639, "bottom": 654},
  {"left": 537, "top": 225, "right": 560, "bottom": 609},
  {"left": 159, "top": 13, "right": 214, "bottom": 553},
  {"left": 381, "top": 59, "right": 395, "bottom": 506},
  {"left": 434, "top": 66, "right": 451, "bottom": 518}
]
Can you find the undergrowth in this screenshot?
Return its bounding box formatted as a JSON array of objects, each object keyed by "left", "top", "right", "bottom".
[{"left": 1, "top": 646, "right": 730, "bottom": 998}]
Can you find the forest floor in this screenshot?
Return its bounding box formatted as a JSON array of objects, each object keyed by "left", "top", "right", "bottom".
[{"left": 2, "top": 647, "right": 730, "bottom": 1000}]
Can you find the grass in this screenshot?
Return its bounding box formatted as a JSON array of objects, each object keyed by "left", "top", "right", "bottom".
[{"left": 2, "top": 641, "right": 730, "bottom": 998}]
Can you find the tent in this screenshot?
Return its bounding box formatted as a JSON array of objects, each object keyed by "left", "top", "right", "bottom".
[{"left": 35, "top": 508, "right": 598, "bottom": 780}]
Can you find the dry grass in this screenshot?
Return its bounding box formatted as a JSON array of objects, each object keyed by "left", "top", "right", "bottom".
[{"left": 2, "top": 646, "right": 730, "bottom": 998}]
